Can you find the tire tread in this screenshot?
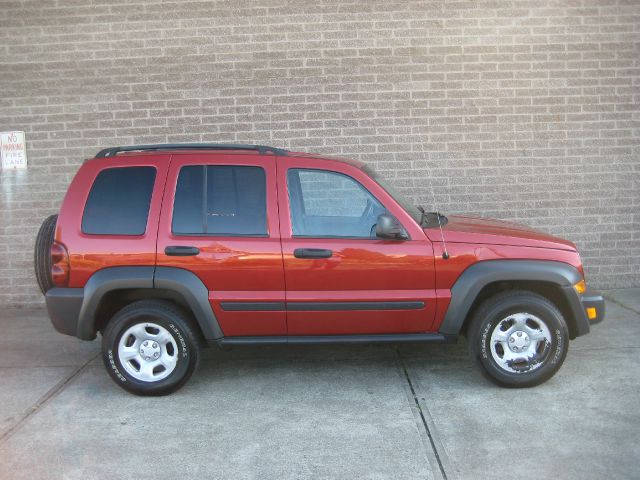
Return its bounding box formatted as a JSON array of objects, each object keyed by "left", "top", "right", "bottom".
[{"left": 34, "top": 214, "right": 58, "bottom": 294}]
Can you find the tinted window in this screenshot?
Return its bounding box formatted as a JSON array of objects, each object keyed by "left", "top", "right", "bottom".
[
  {"left": 172, "top": 165, "right": 267, "bottom": 236},
  {"left": 82, "top": 167, "right": 156, "bottom": 235},
  {"left": 287, "top": 169, "right": 386, "bottom": 238}
]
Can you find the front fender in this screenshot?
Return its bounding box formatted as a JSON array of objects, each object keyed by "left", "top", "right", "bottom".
[{"left": 438, "top": 260, "right": 591, "bottom": 337}]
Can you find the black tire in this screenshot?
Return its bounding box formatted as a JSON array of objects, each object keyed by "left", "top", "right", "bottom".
[
  {"left": 101, "top": 300, "right": 201, "bottom": 396},
  {"left": 468, "top": 290, "right": 569, "bottom": 388},
  {"left": 34, "top": 214, "right": 58, "bottom": 294}
]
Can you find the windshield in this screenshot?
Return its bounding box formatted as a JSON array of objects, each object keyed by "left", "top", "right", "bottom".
[{"left": 361, "top": 165, "right": 423, "bottom": 225}]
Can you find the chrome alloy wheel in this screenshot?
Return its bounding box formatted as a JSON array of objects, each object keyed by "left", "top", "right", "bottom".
[
  {"left": 117, "top": 322, "right": 178, "bottom": 382},
  {"left": 489, "top": 312, "right": 552, "bottom": 374}
]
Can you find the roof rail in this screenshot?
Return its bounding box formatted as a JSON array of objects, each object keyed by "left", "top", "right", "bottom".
[{"left": 94, "top": 143, "right": 289, "bottom": 158}]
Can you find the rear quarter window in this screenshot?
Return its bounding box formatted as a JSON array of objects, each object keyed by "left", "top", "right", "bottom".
[{"left": 82, "top": 166, "right": 156, "bottom": 235}]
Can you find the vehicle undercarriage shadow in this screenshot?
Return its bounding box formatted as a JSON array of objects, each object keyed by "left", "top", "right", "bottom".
[{"left": 190, "top": 337, "right": 482, "bottom": 390}]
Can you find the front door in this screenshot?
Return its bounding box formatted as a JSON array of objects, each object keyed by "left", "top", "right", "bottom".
[
  {"left": 277, "top": 156, "right": 437, "bottom": 336},
  {"left": 156, "top": 153, "right": 286, "bottom": 336}
]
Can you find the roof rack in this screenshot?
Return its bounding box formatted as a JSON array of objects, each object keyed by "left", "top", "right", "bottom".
[{"left": 94, "top": 143, "right": 289, "bottom": 158}]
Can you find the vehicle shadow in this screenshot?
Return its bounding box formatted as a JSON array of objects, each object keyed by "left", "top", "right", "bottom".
[{"left": 190, "top": 337, "right": 482, "bottom": 390}]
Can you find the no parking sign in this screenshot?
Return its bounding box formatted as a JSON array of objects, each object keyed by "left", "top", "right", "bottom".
[{"left": 1, "top": 131, "right": 27, "bottom": 170}]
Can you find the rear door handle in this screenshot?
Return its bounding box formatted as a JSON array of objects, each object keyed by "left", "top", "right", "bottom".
[
  {"left": 293, "top": 248, "right": 333, "bottom": 259},
  {"left": 165, "top": 246, "right": 200, "bottom": 256}
]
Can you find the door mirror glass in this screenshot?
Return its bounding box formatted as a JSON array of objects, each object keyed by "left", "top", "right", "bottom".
[{"left": 375, "top": 213, "right": 408, "bottom": 240}]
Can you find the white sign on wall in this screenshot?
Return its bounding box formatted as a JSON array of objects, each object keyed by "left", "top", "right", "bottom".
[{"left": 1, "top": 131, "right": 28, "bottom": 170}]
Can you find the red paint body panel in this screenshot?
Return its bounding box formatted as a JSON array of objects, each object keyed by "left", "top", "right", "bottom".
[
  {"left": 155, "top": 153, "right": 287, "bottom": 336},
  {"left": 56, "top": 148, "right": 586, "bottom": 340},
  {"left": 276, "top": 155, "right": 437, "bottom": 335},
  {"left": 431, "top": 242, "right": 583, "bottom": 291},
  {"left": 429, "top": 242, "right": 583, "bottom": 331},
  {"left": 56, "top": 154, "right": 170, "bottom": 287},
  {"left": 285, "top": 289, "right": 438, "bottom": 335},
  {"left": 425, "top": 215, "right": 577, "bottom": 251}
]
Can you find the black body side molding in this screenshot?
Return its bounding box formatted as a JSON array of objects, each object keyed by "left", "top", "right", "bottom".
[
  {"left": 286, "top": 301, "right": 425, "bottom": 311},
  {"left": 438, "top": 260, "right": 590, "bottom": 337},
  {"left": 220, "top": 301, "right": 425, "bottom": 312},
  {"left": 221, "top": 302, "right": 286, "bottom": 311}
]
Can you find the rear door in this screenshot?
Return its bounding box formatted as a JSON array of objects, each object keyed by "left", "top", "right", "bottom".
[
  {"left": 277, "top": 156, "right": 437, "bottom": 336},
  {"left": 156, "top": 153, "right": 286, "bottom": 336}
]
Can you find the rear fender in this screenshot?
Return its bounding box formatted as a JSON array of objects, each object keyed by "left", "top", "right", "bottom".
[{"left": 76, "top": 266, "right": 223, "bottom": 340}]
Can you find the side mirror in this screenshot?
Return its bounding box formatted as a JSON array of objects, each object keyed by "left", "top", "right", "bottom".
[{"left": 375, "top": 213, "right": 408, "bottom": 240}]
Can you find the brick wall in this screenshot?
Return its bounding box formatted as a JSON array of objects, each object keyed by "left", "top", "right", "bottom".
[{"left": 1, "top": 0, "right": 639, "bottom": 307}]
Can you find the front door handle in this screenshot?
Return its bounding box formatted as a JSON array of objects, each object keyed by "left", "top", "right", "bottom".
[
  {"left": 293, "top": 248, "right": 333, "bottom": 259},
  {"left": 165, "top": 246, "right": 200, "bottom": 256}
]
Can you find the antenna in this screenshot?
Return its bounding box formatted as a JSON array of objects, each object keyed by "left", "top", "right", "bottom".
[{"left": 416, "top": 129, "right": 450, "bottom": 260}]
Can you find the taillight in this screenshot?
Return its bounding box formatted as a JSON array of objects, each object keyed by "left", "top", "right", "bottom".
[{"left": 50, "top": 242, "right": 69, "bottom": 287}]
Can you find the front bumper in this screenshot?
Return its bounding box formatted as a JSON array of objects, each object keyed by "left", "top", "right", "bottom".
[
  {"left": 45, "top": 288, "right": 83, "bottom": 338},
  {"left": 581, "top": 290, "right": 605, "bottom": 325},
  {"left": 562, "top": 286, "right": 605, "bottom": 338}
]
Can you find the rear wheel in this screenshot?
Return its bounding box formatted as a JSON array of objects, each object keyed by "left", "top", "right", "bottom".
[
  {"left": 468, "top": 290, "right": 569, "bottom": 387},
  {"left": 34, "top": 214, "right": 58, "bottom": 294},
  {"left": 101, "top": 300, "right": 201, "bottom": 395}
]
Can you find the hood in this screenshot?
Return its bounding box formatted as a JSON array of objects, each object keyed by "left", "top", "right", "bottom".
[{"left": 424, "top": 215, "right": 576, "bottom": 251}]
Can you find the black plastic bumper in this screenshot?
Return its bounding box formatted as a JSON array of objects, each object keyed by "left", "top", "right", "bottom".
[
  {"left": 581, "top": 290, "right": 605, "bottom": 325},
  {"left": 45, "top": 288, "right": 83, "bottom": 338},
  {"left": 562, "top": 286, "right": 605, "bottom": 338}
]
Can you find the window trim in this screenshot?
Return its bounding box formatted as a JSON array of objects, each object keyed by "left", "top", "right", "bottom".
[
  {"left": 169, "top": 232, "right": 269, "bottom": 238},
  {"left": 81, "top": 166, "right": 157, "bottom": 237},
  {"left": 292, "top": 235, "right": 388, "bottom": 240},
  {"left": 286, "top": 167, "right": 409, "bottom": 240},
  {"left": 171, "top": 164, "right": 269, "bottom": 238}
]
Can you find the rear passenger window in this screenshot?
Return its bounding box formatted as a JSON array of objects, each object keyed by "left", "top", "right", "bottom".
[
  {"left": 82, "top": 166, "right": 156, "bottom": 235},
  {"left": 172, "top": 165, "right": 267, "bottom": 236}
]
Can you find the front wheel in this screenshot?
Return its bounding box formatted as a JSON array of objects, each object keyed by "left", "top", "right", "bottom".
[
  {"left": 101, "top": 300, "right": 201, "bottom": 395},
  {"left": 468, "top": 290, "right": 569, "bottom": 388}
]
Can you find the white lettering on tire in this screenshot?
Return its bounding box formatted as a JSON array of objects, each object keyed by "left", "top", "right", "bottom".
[
  {"left": 481, "top": 322, "right": 492, "bottom": 359},
  {"left": 169, "top": 323, "right": 188, "bottom": 358},
  {"left": 551, "top": 329, "right": 563, "bottom": 364},
  {"left": 108, "top": 349, "right": 127, "bottom": 382}
]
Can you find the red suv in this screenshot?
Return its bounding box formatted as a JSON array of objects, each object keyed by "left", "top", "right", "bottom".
[{"left": 35, "top": 144, "right": 604, "bottom": 395}]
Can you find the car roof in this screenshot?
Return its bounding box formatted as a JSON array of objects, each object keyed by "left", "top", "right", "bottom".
[{"left": 85, "top": 144, "right": 365, "bottom": 168}]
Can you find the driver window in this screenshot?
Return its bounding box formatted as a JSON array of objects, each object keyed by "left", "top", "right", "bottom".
[{"left": 287, "top": 168, "right": 386, "bottom": 238}]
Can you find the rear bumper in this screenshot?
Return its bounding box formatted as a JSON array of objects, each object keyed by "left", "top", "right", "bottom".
[{"left": 45, "top": 288, "right": 83, "bottom": 338}]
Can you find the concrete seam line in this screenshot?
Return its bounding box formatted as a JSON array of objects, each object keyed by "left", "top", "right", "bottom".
[
  {"left": 0, "top": 353, "right": 99, "bottom": 444},
  {"left": 602, "top": 294, "right": 640, "bottom": 316},
  {"left": 396, "top": 348, "right": 449, "bottom": 480},
  {"left": 396, "top": 373, "right": 446, "bottom": 480}
]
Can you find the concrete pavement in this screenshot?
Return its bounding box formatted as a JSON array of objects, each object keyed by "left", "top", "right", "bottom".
[{"left": 0, "top": 290, "right": 638, "bottom": 479}]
